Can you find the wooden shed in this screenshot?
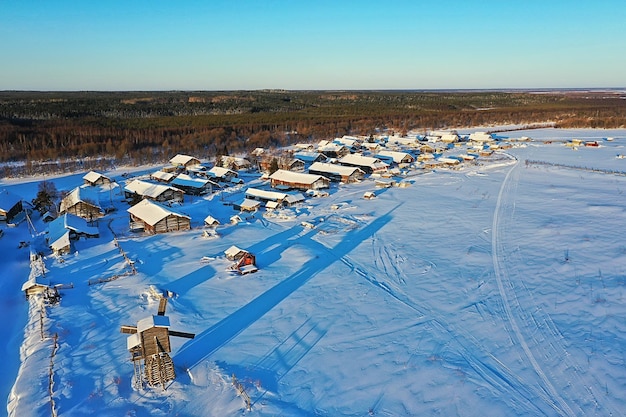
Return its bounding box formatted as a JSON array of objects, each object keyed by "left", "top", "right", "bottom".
[{"left": 127, "top": 199, "right": 191, "bottom": 234}]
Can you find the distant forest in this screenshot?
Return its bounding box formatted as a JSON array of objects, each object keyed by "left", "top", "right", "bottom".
[{"left": 1, "top": 90, "right": 625, "bottom": 176}]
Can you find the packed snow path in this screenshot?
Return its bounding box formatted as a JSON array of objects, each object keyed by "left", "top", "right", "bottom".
[{"left": 491, "top": 154, "right": 617, "bottom": 416}]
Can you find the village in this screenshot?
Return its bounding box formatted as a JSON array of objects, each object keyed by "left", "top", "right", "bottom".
[
  {"left": 0, "top": 129, "right": 524, "bottom": 386},
  {"left": 3, "top": 126, "right": 624, "bottom": 417}
]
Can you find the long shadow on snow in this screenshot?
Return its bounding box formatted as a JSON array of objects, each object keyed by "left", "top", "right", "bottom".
[{"left": 174, "top": 207, "right": 397, "bottom": 369}]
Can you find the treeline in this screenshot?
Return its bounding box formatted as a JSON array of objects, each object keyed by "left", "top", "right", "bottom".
[{"left": 1, "top": 90, "right": 625, "bottom": 175}]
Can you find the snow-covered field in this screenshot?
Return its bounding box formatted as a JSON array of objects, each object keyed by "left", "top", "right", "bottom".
[{"left": 2, "top": 128, "right": 626, "bottom": 417}]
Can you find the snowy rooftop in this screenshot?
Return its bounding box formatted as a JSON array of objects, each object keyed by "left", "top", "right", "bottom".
[
  {"left": 124, "top": 179, "right": 180, "bottom": 198},
  {"left": 309, "top": 162, "right": 364, "bottom": 176},
  {"left": 82, "top": 170, "right": 110, "bottom": 184},
  {"left": 59, "top": 185, "right": 103, "bottom": 213},
  {"left": 269, "top": 169, "right": 327, "bottom": 184},
  {"left": 0, "top": 188, "right": 22, "bottom": 210},
  {"left": 127, "top": 199, "right": 190, "bottom": 226},
  {"left": 170, "top": 154, "right": 200, "bottom": 166},
  {"left": 245, "top": 187, "right": 287, "bottom": 201}
]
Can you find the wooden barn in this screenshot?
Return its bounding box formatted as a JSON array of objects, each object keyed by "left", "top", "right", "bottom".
[
  {"left": 308, "top": 162, "right": 365, "bottom": 183},
  {"left": 83, "top": 171, "right": 112, "bottom": 186},
  {"left": 0, "top": 189, "right": 23, "bottom": 223},
  {"left": 269, "top": 170, "right": 330, "bottom": 191},
  {"left": 124, "top": 179, "right": 184, "bottom": 203},
  {"left": 59, "top": 186, "right": 105, "bottom": 220},
  {"left": 127, "top": 199, "right": 191, "bottom": 234}
]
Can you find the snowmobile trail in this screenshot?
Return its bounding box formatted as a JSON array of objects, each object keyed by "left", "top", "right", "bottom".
[
  {"left": 337, "top": 251, "right": 568, "bottom": 416},
  {"left": 491, "top": 156, "right": 613, "bottom": 416}
]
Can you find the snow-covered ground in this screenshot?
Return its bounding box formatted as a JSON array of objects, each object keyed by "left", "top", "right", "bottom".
[{"left": 2, "top": 128, "right": 626, "bottom": 417}]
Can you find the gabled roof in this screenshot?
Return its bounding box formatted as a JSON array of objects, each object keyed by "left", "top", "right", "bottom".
[
  {"left": 239, "top": 198, "right": 261, "bottom": 210},
  {"left": 375, "top": 150, "right": 414, "bottom": 163},
  {"left": 124, "top": 179, "right": 181, "bottom": 199},
  {"left": 284, "top": 193, "right": 305, "bottom": 204},
  {"left": 171, "top": 173, "right": 214, "bottom": 189},
  {"left": 309, "top": 162, "right": 364, "bottom": 176},
  {"left": 225, "top": 245, "right": 246, "bottom": 259},
  {"left": 60, "top": 186, "right": 103, "bottom": 213},
  {"left": 269, "top": 170, "right": 327, "bottom": 185},
  {"left": 170, "top": 154, "right": 200, "bottom": 166},
  {"left": 0, "top": 189, "right": 22, "bottom": 211},
  {"left": 203, "top": 215, "right": 220, "bottom": 226},
  {"left": 208, "top": 166, "right": 237, "bottom": 178},
  {"left": 245, "top": 187, "right": 287, "bottom": 202},
  {"left": 151, "top": 171, "right": 177, "bottom": 182},
  {"left": 47, "top": 213, "right": 99, "bottom": 251},
  {"left": 339, "top": 153, "right": 383, "bottom": 166},
  {"left": 83, "top": 171, "right": 110, "bottom": 184},
  {"left": 294, "top": 151, "right": 327, "bottom": 162},
  {"left": 127, "top": 199, "right": 190, "bottom": 226}
]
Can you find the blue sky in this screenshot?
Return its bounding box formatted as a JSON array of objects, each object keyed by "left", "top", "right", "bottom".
[{"left": 1, "top": 0, "right": 625, "bottom": 90}]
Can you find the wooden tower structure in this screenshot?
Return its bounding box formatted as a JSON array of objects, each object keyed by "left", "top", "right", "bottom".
[{"left": 120, "top": 297, "right": 195, "bottom": 389}]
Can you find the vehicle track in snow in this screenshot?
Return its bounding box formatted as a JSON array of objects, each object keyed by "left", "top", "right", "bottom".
[
  {"left": 491, "top": 155, "right": 613, "bottom": 416},
  {"left": 334, "top": 252, "right": 567, "bottom": 416}
]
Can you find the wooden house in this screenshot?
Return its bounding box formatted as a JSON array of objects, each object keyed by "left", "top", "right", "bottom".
[
  {"left": 59, "top": 186, "right": 105, "bottom": 220},
  {"left": 375, "top": 150, "right": 415, "bottom": 165},
  {"left": 150, "top": 171, "right": 176, "bottom": 183},
  {"left": 318, "top": 143, "right": 350, "bottom": 159},
  {"left": 124, "top": 179, "right": 184, "bottom": 203},
  {"left": 170, "top": 174, "right": 216, "bottom": 196},
  {"left": 338, "top": 154, "right": 389, "bottom": 174},
  {"left": 127, "top": 199, "right": 191, "bottom": 234},
  {"left": 169, "top": 154, "right": 201, "bottom": 169},
  {"left": 207, "top": 166, "right": 239, "bottom": 183},
  {"left": 308, "top": 162, "right": 365, "bottom": 183},
  {"left": 269, "top": 170, "right": 330, "bottom": 191},
  {"left": 83, "top": 171, "right": 112, "bottom": 186},
  {"left": 294, "top": 151, "right": 328, "bottom": 165},
  {"left": 0, "top": 189, "right": 23, "bottom": 223},
  {"left": 245, "top": 187, "right": 288, "bottom": 205},
  {"left": 277, "top": 158, "right": 306, "bottom": 173},
  {"left": 220, "top": 156, "right": 252, "bottom": 171}
]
